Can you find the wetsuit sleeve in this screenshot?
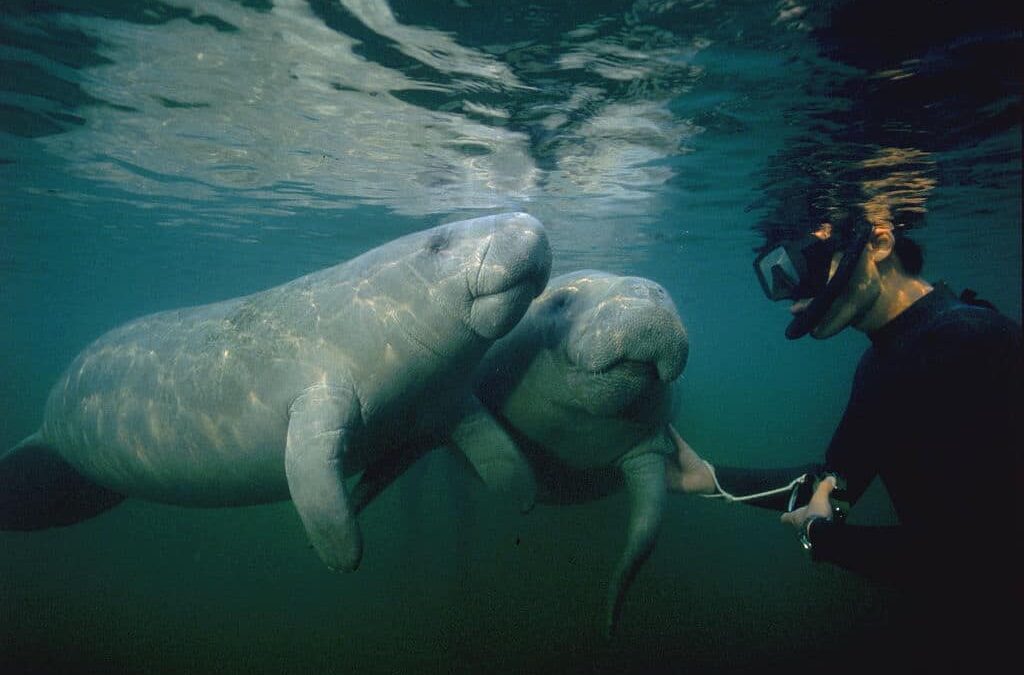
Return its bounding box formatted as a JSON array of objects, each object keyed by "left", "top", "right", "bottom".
[
  {"left": 710, "top": 463, "right": 821, "bottom": 511},
  {"left": 820, "top": 354, "right": 883, "bottom": 505},
  {"left": 805, "top": 521, "right": 913, "bottom": 584}
]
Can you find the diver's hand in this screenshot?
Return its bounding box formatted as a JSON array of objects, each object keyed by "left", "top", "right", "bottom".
[
  {"left": 665, "top": 425, "right": 716, "bottom": 495},
  {"left": 780, "top": 475, "right": 836, "bottom": 531}
]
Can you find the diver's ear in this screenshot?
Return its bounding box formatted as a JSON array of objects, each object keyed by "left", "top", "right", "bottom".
[{"left": 869, "top": 226, "right": 896, "bottom": 262}]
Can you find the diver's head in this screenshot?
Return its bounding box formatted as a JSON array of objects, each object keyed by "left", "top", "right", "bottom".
[
  {"left": 751, "top": 143, "right": 936, "bottom": 339},
  {"left": 755, "top": 219, "right": 869, "bottom": 339},
  {"left": 756, "top": 218, "right": 926, "bottom": 340}
]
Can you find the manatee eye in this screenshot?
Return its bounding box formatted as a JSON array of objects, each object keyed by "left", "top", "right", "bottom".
[
  {"left": 544, "top": 289, "right": 572, "bottom": 312},
  {"left": 426, "top": 231, "right": 450, "bottom": 254}
]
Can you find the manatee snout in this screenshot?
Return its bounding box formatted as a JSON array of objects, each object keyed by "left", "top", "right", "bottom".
[
  {"left": 569, "top": 277, "right": 688, "bottom": 382},
  {"left": 469, "top": 213, "right": 552, "bottom": 339}
]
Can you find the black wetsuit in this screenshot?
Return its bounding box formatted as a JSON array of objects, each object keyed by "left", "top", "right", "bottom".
[{"left": 715, "top": 283, "right": 1022, "bottom": 669}]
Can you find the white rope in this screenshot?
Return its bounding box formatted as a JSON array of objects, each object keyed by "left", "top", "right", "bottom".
[{"left": 699, "top": 460, "right": 808, "bottom": 502}]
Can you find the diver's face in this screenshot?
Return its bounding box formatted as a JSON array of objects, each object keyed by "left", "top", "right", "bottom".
[{"left": 789, "top": 241, "right": 881, "bottom": 339}]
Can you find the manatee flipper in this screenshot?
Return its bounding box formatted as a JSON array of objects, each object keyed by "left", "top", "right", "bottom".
[
  {"left": 605, "top": 448, "right": 667, "bottom": 638},
  {"left": 448, "top": 396, "right": 536, "bottom": 513},
  {"left": 285, "top": 384, "right": 364, "bottom": 572},
  {"left": 0, "top": 433, "right": 125, "bottom": 530}
]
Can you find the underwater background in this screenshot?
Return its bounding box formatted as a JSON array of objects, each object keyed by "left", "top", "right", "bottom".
[{"left": 1, "top": 1, "right": 1019, "bottom": 673}]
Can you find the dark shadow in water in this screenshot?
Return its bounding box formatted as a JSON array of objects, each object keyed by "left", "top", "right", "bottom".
[{"left": 749, "top": 0, "right": 1021, "bottom": 247}]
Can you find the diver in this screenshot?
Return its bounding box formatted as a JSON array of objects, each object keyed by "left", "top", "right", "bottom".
[{"left": 666, "top": 203, "right": 1022, "bottom": 672}]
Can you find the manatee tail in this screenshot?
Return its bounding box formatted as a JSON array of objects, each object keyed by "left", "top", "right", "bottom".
[
  {"left": 605, "top": 450, "right": 667, "bottom": 638},
  {"left": 0, "top": 433, "right": 125, "bottom": 530}
]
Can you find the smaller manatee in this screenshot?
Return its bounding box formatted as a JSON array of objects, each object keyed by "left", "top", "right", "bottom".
[{"left": 473, "top": 270, "right": 688, "bottom": 636}]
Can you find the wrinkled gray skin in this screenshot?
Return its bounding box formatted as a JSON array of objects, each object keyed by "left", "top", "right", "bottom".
[
  {"left": 4, "top": 213, "right": 551, "bottom": 573},
  {"left": 473, "top": 270, "right": 688, "bottom": 636}
]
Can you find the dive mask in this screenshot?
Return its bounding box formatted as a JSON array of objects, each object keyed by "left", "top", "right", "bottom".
[
  {"left": 753, "top": 225, "right": 872, "bottom": 340},
  {"left": 753, "top": 234, "right": 837, "bottom": 302}
]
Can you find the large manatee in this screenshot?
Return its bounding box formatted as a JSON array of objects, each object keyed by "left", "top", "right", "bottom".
[
  {"left": 472, "top": 270, "right": 688, "bottom": 636},
  {"left": 1, "top": 212, "right": 551, "bottom": 573}
]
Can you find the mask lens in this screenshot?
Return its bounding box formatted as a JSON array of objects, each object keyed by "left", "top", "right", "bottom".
[
  {"left": 755, "top": 246, "right": 801, "bottom": 300},
  {"left": 754, "top": 235, "right": 838, "bottom": 301}
]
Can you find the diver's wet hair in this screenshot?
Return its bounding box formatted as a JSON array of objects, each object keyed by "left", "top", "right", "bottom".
[
  {"left": 751, "top": 142, "right": 936, "bottom": 269},
  {"left": 894, "top": 234, "right": 924, "bottom": 275}
]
